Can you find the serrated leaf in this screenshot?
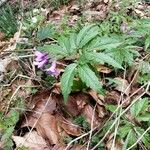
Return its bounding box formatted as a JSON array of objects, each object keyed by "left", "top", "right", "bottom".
[
  {"left": 84, "top": 52, "right": 123, "bottom": 69},
  {"left": 79, "top": 26, "right": 99, "bottom": 48},
  {"left": 123, "top": 130, "right": 132, "bottom": 150},
  {"left": 37, "top": 44, "right": 67, "bottom": 58},
  {"left": 145, "top": 36, "right": 150, "bottom": 51},
  {"left": 85, "top": 36, "right": 122, "bottom": 52},
  {"left": 78, "top": 64, "right": 102, "bottom": 93},
  {"left": 130, "top": 98, "right": 149, "bottom": 117},
  {"left": 2, "top": 126, "right": 14, "bottom": 141},
  {"left": 58, "top": 34, "right": 77, "bottom": 55},
  {"left": 61, "top": 63, "right": 77, "bottom": 102},
  {"left": 69, "top": 33, "right": 77, "bottom": 54},
  {"left": 76, "top": 24, "right": 96, "bottom": 46},
  {"left": 137, "top": 112, "right": 150, "bottom": 122},
  {"left": 105, "top": 104, "right": 118, "bottom": 113},
  {"left": 118, "top": 124, "right": 132, "bottom": 139},
  {"left": 58, "top": 36, "right": 70, "bottom": 54},
  {"left": 37, "top": 25, "right": 55, "bottom": 41}
]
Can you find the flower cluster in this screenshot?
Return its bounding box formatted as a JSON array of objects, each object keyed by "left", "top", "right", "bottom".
[{"left": 33, "top": 51, "right": 59, "bottom": 76}]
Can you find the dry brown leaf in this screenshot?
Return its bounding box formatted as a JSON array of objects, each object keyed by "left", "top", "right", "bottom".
[
  {"left": 97, "top": 105, "right": 107, "bottom": 118},
  {"left": 36, "top": 113, "right": 60, "bottom": 145},
  {"left": 96, "top": 65, "right": 112, "bottom": 74},
  {"left": 32, "top": 98, "right": 56, "bottom": 115},
  {"left": 54, "top": 93, "right": 88, "bottom": 117},
  {"left": 134, "top": 9, "right": 144, "bottom": 17},
  {"left": 57, "top": 115, "right": 82, "bottom": 136},
  {"left": 12, "top": 131, "right": 49, "bottom": 150},
  {"left": 103, "top": 0, "right": 109, "bottom": 3},
  {"left": 115, "top": 77, "right": 130, "bottom": 95},
  {"left": 67, "top": 93, "right": 89, "bottom": 116},
  {"left": 88, "top": 90, "right": 104, "bottom": 105},
  {"left": 70, "top": 144, "right": 87, "bottom": 150},
  {"left": 0, "top": 32, "right": 5, "bottom": 41},
  {"left": 82, "top": 104, "right": 100, "bottom": 128},
  {"left": 104, "top": 91, "right": 120, "bottom": 104},
  {"left": 0, "top": 57, "right": 12, "bottom": 73},
  {"left": 52, "top": 143, "right": 66, "bottom": 150},
  {"left": 106, "top": 138, "right": 123, "bottom": 150}
]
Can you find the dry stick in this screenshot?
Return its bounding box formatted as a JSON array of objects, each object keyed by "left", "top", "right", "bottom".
[
  {"left": 111, "top": 54, "right": 150, "bottom": 150},
  {"left": 133, "top": 128, "right": 147, "bottom": 150},
  {"left": 65, "top": 125, "right": 99, "bottom": 150},
  {"left": 5, "top": 85, "right": 38, "bottom": 113},
  {"left": 85, "top": 69, "right": 139, "bottom": 148},
  {"left": 18, "top": 54, "right": 34, "bottom": 58},
  {"left": 91, "top": 82, "right": 150, "bottom": 150},
  {"left": 19, "top": 93, "right": 53, "bottom": 148},
  {"left": 3, "top": 74, "right": 40, "bottom": 87},
  {"left": 127, "top": 126, "right": 150, "bottom": 150},
  {"left": 87, "top": 103, "right": 97, "bottom": 150},
  {"left": 112, "top": 66, "right": 127, "bottom": 150},
  {"left": 91, "top": 55, "right": 148, "bottom": 149},
  {"left": 83, "top": 69, "right": 141, "bottom": 148},
  {"left": 66, "top": 50, "right": 149, "bottom": 150},
  {"left": 66, "top": 83, "right": 146, "bottom": 150}
]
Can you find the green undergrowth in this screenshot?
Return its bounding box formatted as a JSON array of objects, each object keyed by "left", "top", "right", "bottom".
[
  {"left": 0, "top": 0, "right": 150, "bottom": 149},
  {"left": 0, "top": 4, "right": 18, "bottom": 38}
]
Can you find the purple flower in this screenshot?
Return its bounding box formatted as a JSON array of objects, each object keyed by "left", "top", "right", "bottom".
[
  {"left": 46, "top": 61, "right": 59, "bottom": 76},
  {"left": 34, "top": 51, "right": 49, "bottom": 68}
]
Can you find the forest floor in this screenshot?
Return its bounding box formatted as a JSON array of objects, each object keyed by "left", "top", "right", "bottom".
[{"left": 0, "top": 0, "right": 150, "bottom": 150}]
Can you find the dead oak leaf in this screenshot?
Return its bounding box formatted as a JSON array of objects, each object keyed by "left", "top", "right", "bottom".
[
  {"left": 70, "top": 144, "right": 87, "bottom": 150},
  {"left": 88, "top": 90, "right": 104, "bottom": 105},
  {"left": 97, "top": 105, "right": 107, "bottom": 118},
  {"left": 12, "top": 131, "right": 49, "bottom": 150},
  {"left": 115, "top": 77, "right": 130, "bottom": 96},
  {"left": 104, "top": 91, "right": 120, "bottom": 105},
  {"left": 106, "top": 138, "right": 123, "bottom": 150},
  {"left": 57, "top": 115, "right": 82, "bottom": 136},
  {"left": 82, "top": 104, "right": 100, "bottom": 128},
  {"left": 0, "top": 32, "right": 5, "bottom": 41},
  {"left": 96, "top": 64, "right": 112, "bottom": 74},
  {"left": 52, "top": 143, "right": 66, "bottom": 150},
  {"left": 36, "top": 113, "right": 60, "bottom": 145}
]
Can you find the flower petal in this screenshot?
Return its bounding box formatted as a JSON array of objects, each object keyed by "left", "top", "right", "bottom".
[{"left": 46, "top": 61, "right": 59, "bottom": 76}]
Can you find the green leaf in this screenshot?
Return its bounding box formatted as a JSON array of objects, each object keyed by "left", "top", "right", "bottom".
[
  {"left": 136, "top": 127, "right": 150, "bottom": 148},
  {"left": 98, "top": 36, "right": 122, "bottom": 50},
  {"left": 58, "top": 36, "right": 71, "bottom": 54},
  {"left": 76, "top": 24, "right": 96, "bottom": 46},
  {"left": 130, "top": 98, "right": 149, "bottom": 117},
  {"left": 61, "top": 63, "right": 77, "bottom": 102},
  {"left": 86, "top": 36, "right": 122, "bottom": 51},
  {"left": 37, "top": 44, "right": 67, "bottom": 58},
  {"left": 123, "top": 130, "right": 132, "bottom": 150},
  {"left": 69, "top": 33, "right": 77, "bottom": 54},
  {"left": 1, "top": 126, "right": 14, "bottom": 141},
  {"left": 137, "top": 112, "right": 150, "bottom": 122},
  {"left": 5, "top": 110, "right": 19, "bottom": 126},
  {"left": 78, "top": 64, "right": 103, "bottom": 93},
  {"left": 145, "top": 36, "right": 150, "bottom": 51},
  {"left": 105, "top": 104, "right": 118, "bottom": 113},
  {"left": 37, "top": 25, "right": 55, "bottom": 41},
  {"left": 79, "top": 26, "right": 99, "bottom": 48},
  {"left": 118, "top": 124, "right": 132, "bottom": 139},
  {"left": 84, "top": 52, "right": 123, "bottom": 69}
]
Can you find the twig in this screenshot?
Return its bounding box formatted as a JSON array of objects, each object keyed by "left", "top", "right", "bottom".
[
  {"left": 65, "top": 126, "right": 99, "bottom": 150},
  {"left": 87, "top": 103, "right": 97, "bottom": 150},
  {"left": 127, "top": 126, "right": 150, "bottom": 150},
  {"left": 92, "top": 82, "right": 150, "bottom": 150},
  {"left": 112, "top": 66, "right": 127, "bottom": 150}
]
